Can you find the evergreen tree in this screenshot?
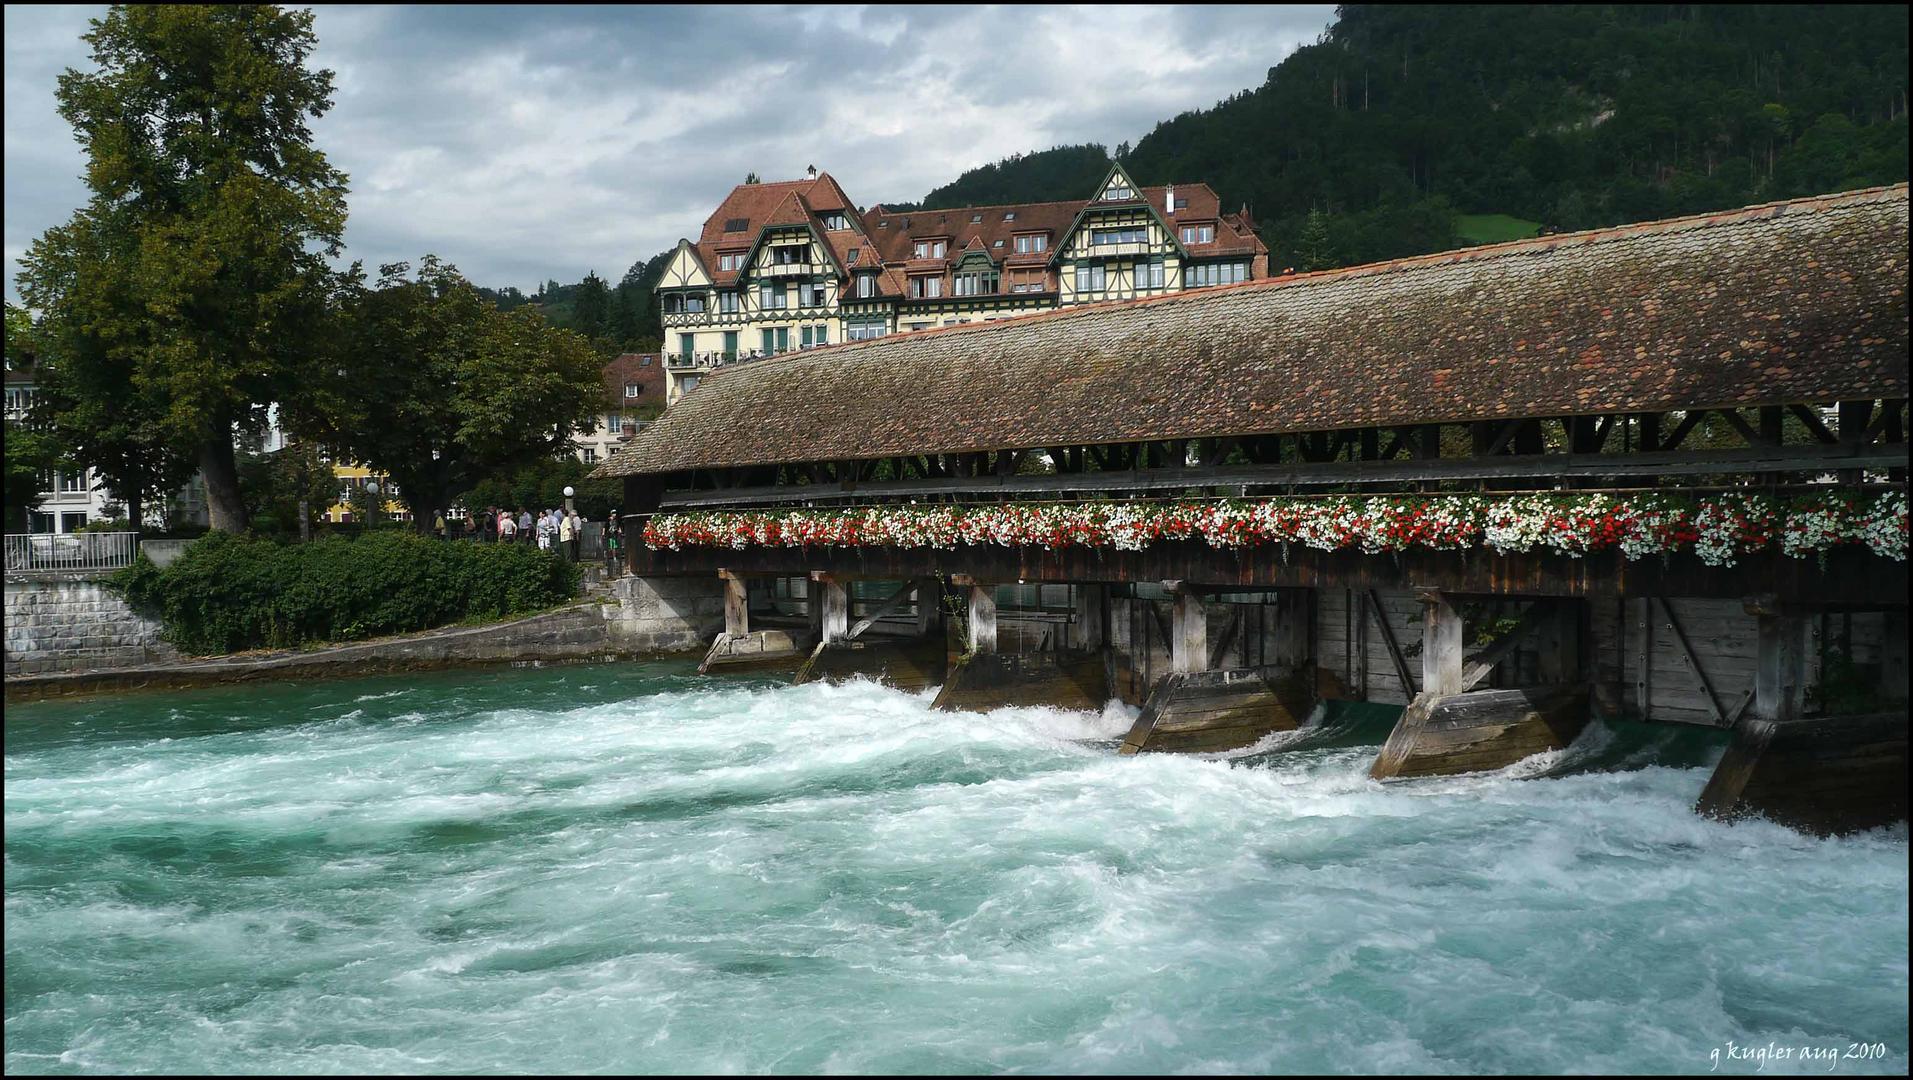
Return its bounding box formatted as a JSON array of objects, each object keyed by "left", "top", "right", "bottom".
[{"left": 573, "top": 270, "right": 610, "bottom": 342}]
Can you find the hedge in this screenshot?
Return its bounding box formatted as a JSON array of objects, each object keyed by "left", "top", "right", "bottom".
[{"left": 110, "top": 531, "right": 580, "bottom": 656}]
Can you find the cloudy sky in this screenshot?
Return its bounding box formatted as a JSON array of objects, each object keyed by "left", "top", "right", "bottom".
[{"left": 4, "top": 4, "right": 1333, "bottom": 299}]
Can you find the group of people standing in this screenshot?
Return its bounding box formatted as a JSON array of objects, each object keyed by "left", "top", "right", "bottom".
[{"left": 432, "top": 505, "right": 624, "bottom": 576}]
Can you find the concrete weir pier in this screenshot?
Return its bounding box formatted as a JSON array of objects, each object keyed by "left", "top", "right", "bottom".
[{"left": 597, "top": 185, "right": 1912, "bottom": 836}]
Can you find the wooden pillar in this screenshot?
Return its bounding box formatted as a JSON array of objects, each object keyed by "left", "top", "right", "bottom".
[
  {"left": 719, "top": 570, "right": 748, "bottom": 637},
  {"left": 1072, "top": 583, "right": 1108, "bottom": 651},
  {"left": 914, "top": 577, "right": 943, "bottom": 638},
  {"left": 811, "top": 572, "right": 847, "bottom": 644},
  {"left": 1535, "top": 599, "right": 1581, "bottom": 684},
  {"left": 1271, "top": 588, "right": 1312, "bottom": 669},
  {"left": 1422, "top": 591, "right": 1464, "bottom": 697},
  {"left": 964, "top": 580, "right": 997, "bottom": 655},
  {"left": 1753, "top": 612, "right": 1810, "bottom": 721},
  {"left": 1170, "top": 581, "right": 1207, "bottom": 675},
  {"left": 1883, "top": 609, "right": 1909, "bottom": 702}
]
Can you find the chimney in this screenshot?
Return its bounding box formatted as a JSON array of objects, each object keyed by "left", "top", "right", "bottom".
[
  {"left": 1165, "top": 184, "right": 1175, "bottom": 215},
  {"left": 806, "top": 164, "right": 817, "bottom": 180}
]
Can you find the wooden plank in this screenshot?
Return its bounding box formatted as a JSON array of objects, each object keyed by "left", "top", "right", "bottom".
[
  {"left": 1366, "top": 589, "right": 1416, "bottom": 698},
  {"left": 1173, "top": 584, "right": 1208, "bottom": 674},
  {"left": 1423, "top": 592, "right": 1465, "bottom": 696},
  {"left": 846, "top": 581, "right": 915, "bottom": 641},
  {"left": 1755, "top": 614, "right": 1809, "bottom": 721},
  {"left": 1460, "top": 600, "right": 1553, "bottom": 691},
  {"left": 656, "top": 443, "right": 1909, "bottom": 508},
  {"left": 1635, "top": 597, "right": 1652, "bottom": 719},
  {"left": 966, "top": 582, "right": 998, "bottom": 654},
  {"left": 1656, "top": 596, "right": 1729, "bottom": 725}
]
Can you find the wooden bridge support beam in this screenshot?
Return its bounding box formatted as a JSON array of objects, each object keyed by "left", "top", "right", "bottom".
[
  {"left": 915, "top": 577, "right": 943, "bottom": 638},
  {"left": 1170, "top": 582, "right": 1207, "bottom": 675},
  {"left": 1072, "top": 584, "right": 1107, "bottom": 652},
  {"left": 1751, "top": 608, "right": 1811, "bottom": 722},
  {"left": 810, "top": 572, "right": 848, "bottom": 644},
  {"left": 957, "top": 577, "right": 996, "bottom": 655},
  {"left": 1371, "top": 596, "right": 1592, "bottom": 779},
  {"left": 1421, "top": 591, "right": 1465, "bottom": 697},
  {"left": 719, "top": 570, "right": 749, "bottom": 638}
]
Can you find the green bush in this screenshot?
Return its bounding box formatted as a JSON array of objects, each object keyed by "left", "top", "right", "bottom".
[{"left": 108, "top": 531, "right": 580, "bottom": 656}]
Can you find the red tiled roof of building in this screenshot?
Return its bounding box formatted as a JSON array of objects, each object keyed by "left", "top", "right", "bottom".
[{"left": 601, "top": 352, "right": 665, "bottom": 408}]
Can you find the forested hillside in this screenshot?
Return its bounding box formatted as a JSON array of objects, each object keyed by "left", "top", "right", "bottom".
[{"left": 516, "top": 4, "right": 1908, "bottom": 335}]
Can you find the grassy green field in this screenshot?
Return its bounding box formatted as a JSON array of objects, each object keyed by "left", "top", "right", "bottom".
[{"left": 1454, "top": 212, "right": 1543, "bottom": 245}]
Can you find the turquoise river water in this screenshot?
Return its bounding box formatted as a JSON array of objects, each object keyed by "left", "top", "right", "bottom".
[{"left": 5, "top": 662, "right": 1908, "bottom": 1074}]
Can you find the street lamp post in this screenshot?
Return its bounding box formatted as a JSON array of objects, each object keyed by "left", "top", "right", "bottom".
[{"left": 563, "top": 485, "right": 575, "bottom": 516}]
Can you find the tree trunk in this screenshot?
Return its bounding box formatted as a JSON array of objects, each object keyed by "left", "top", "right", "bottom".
[
  {"left": 198, "top": 434, "right": 249, "bottom": 533},
  {"left": 126, "top": 489, "right": 144, "bottom": 538}
]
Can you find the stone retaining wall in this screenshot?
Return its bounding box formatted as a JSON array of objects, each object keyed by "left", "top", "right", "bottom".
[
  {"left": 599, "top": 574, "right": 726, "bottom": 653},
  {"left": 5, "top": 575, "right": 177, "bottom": 677}
]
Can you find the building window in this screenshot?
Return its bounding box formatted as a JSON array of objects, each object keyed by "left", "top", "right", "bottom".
[
  {"left": 719, "top": 291, "right": 741, "bottom": 313},
  {"left": 760, "top": 282, "right": 788, "bottom": 309},
  {"left": 625, "top": 383, "right": 641, "bottom": 398},
  {"left": 37, "top": 468, "right": 54, "bottom": 494},
  {"left": 1091, "top": 226, "right": 1147, "bottom": 246},
  {"left": 800, "top": 324, "right": 831, "bottom": 348},
  {"left": 803, "top": 283, "right": 827, "bottom": 307},
  {"left": 760, "top": 326, "right": 790, "bottom": 354},
  {"left": 954, "top": 271, "right": 998, "bottom": 296},
  {"left": 1003, "top": 211, "right": 1016, "bottom": 221},
  {"left": 847, "top": 318, "right": 887, "bottom": 341},
  {"left": 723, "top": 217, "right": 749, "bottom": 233},
  {"left": 821, "top": 212, "right": 848, "bottom": 231},
  {"left": 909, "top": 275, "right": 943, "bottom": 299},
  {"left": 723, "top": 330, "right": 738, "bottom": 357},
  {"left": 907, "top": 322, "right": 930, "bottom": 332},
  {"left": 640, "top": 355, "right": 653, "bottom": 366},
  {"left": 58, "top": 470, "right": 85, "bottom": 494},
  {"left": 772, "top": 245, "right": 807, "bottom": 265},
  {"left": 1136, "top": 257, "right": 1165, "bottom": 289},
  {"left": 1074, "top": 264, "right": 1106, "bottom": 292},
  {"left": 1105, "top": 181, "right": 1135, "bottom": 200},
  {"left": 683, "top": 293, "right": 706, "bottom": 313},
  {"left": 847, "top": 246, "right": 859, "bottom": 262},
  {"left": 856, "top": 273, "right": 877, "bottom": 298},
  {"left": 61, "top": 511, "right": 88, "bottom": 533},
  {"left": 912, "top": 239, "right": 947, "bottom": 259},
  {"left": 1185, "top": 261, "right": 1249, "bottom": 287},
  {"left": 581, "top": 447, "right": 598, "bottom": 465},
  {"left": 992, "top": 240, "right": 1004, "bottom": 248},
  {"left": 1180, "top": 224, "right": 1215, "bottom": 244},
  {"left": 663, "top": 293, "right": 682, "bottom": 314},
  {"left": 970, "top": 214, "right": 982, "bottom": 223},
  {"left": 717, "top": 252, "right": 745, "bottom": 271},
  {"left": 605, "top": 412, "right": 621, "bottom": 432},
  {"left": 1013, "top": 233, "right": 1048, "bottom": 255}
]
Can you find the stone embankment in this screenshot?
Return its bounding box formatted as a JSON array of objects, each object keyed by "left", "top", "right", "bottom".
[{"left": 5, "top": 573, "right": 725, "bottom": 700}]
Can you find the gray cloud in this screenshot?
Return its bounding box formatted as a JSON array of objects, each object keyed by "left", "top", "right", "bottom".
[{"left": 4, "top": 4, "right": 1333, "bottom": 299}]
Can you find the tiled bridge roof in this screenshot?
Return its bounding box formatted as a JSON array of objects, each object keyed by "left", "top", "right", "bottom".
[{"left": 595, "top": 185, "right": 1910, "bottom": 478}]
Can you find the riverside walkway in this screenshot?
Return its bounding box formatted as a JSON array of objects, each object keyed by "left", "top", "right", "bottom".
[{"left": 593, "top": 185, "right": 1911, "bottom": 835}]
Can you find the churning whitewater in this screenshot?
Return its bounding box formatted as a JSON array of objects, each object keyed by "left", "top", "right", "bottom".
[{"left": 4, "top": 663, "right": 1907, "bottom": 1074}]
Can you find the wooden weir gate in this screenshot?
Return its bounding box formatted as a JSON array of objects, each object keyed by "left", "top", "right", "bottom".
[{"left": 595, "top": 186, "right": 1913, "bottom": 836}]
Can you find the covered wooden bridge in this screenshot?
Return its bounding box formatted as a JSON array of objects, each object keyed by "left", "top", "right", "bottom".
[{"left": 594, "top": 184, "right": 1910, "bottom": 834}]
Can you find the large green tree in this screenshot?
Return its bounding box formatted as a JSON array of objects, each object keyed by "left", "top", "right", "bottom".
[
  {"left": 17, "top": 4, "right": 350, "bottom": 533},
  {"left": 302, "top": 257, "right": 603, "bottom": 532}
]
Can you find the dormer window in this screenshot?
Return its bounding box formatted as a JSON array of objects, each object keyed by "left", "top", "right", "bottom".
[
  {"left": 717, "top": 252, "right": 746, "bottom": 271},
  {"left": 1180, "top": 224, "right": 1215, "bottom": 244},
  {"left": 1013, "top": 233, "right": 1048, "bottom": 255},
  {"left": 723, "top": 217, "right": 749, "bottom": 232},
  {"left": 912, "top": 239, "right": 948, "bottom": 259},
  {"left": 821, "top": 212, "right": 848, "bottom": 230},
  {"left": 856, "top": 272, "right": 877, "bottom": 298},
  {"left": 848, "top": 246, "right": 860, "bottom": 262}
]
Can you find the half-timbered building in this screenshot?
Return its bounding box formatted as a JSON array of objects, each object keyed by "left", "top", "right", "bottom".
[{"left": 655, "top": 163, "right": 1268, "bottom": 403}]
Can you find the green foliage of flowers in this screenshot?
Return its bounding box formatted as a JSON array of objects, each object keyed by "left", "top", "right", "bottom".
[{"left": 109, "top": 531, "right": 578, "bottom": 656}]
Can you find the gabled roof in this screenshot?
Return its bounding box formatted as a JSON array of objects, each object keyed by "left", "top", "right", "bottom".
[
  {"left": 691, "top": 173, "right": 869, "bottom": 286},
  {"left": 597, "top": 185, "right": 1910, "bottom": 478}
]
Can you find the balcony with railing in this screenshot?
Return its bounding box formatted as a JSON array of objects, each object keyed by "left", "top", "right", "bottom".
[{"left": 4, "top": 531, "right": 139, "bottom": 576}]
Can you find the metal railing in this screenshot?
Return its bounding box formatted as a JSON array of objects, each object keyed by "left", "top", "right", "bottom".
[{"left": 4, "top": 531, "right": 140, "bottom": 575}]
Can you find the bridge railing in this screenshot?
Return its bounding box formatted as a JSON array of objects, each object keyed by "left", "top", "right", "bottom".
[{"left": 4, "top": 531, "right": 140, "bottom": 576}]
